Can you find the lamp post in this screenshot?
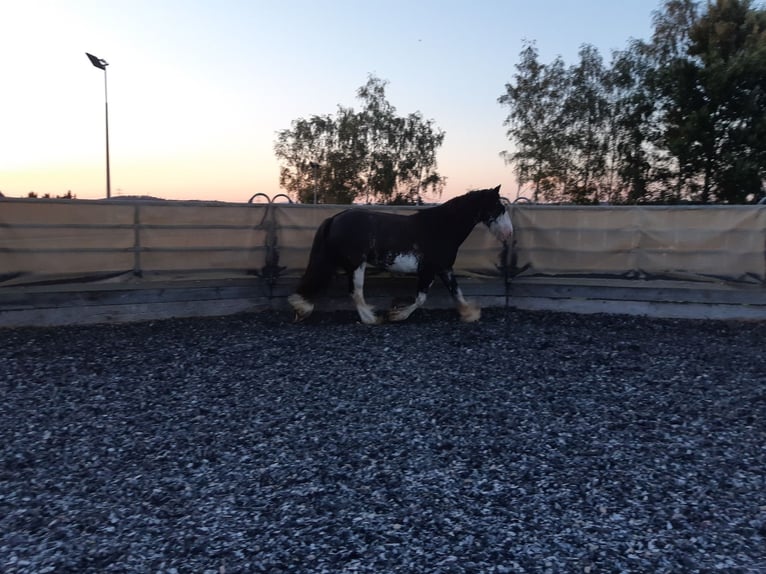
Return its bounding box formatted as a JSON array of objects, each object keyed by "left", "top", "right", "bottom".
[{"left": 86, "top": 53, "right": 111, "bottom": 199}]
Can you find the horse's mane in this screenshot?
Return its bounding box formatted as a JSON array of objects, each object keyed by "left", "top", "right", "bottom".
[
  {"left": 444, "top": 187, "right": 496, "bottom": 205},
  {"left": 428, "top": 187, "right": 497, "bottom": 216}
]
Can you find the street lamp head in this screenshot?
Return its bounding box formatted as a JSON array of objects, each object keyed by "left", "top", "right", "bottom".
[
  {"left": 86, "top": 52, "right": 109, "bottom": 70},
  {"left": 86, "top": 52, "right": 112, "bottom": 198}
]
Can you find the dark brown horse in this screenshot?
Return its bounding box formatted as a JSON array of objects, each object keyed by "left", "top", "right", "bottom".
[{"left": 288, "top": 186, "right": 513, "bottom": 324}]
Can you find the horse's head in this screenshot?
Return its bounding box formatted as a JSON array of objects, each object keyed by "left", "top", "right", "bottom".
[{"left": 477, "top": 185, "right": 514, "bottom": 242}]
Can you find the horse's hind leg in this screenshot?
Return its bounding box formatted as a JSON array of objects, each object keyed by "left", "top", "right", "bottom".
[
  {"left": 439, "top": 270, "right": 480, "bottom": 322},
  {"left": 350, "top": 262, "right": 380, "bottom": 325},
  {"left": 388, "top": 273, "right": 434, "bottom": 322},
  {"left": 388, "top": 291, "right": 427, "bottom": 322},
  {"left": 288, "top": 215, "right": 336, "bottom": 322}
]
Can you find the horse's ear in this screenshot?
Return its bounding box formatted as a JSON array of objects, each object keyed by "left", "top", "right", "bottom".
[{"left": 493, "top": 185, "right": 501, "bottom": 194}]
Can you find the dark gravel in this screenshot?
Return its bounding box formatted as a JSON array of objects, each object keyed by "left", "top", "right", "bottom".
[{"left": 1, "top": 308, "right": 765, "bottom": 573}]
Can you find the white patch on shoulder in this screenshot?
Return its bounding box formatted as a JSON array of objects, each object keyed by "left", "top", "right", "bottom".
[{"left": 387, "top": 253, "right": 419, "bottom": 273}]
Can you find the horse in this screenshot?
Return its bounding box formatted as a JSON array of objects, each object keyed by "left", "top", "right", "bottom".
[{"left": 288, "top": 185, "right": 514, "bottom": 324}]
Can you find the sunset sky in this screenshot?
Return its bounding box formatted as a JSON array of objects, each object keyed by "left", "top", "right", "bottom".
[{"left": 1, "top": 0, "right": 658, "bottom": 203}]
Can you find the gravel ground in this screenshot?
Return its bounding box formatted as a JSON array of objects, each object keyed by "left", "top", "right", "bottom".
[{"left": 1, "top": 307, "right": 765, "bottom": 573}]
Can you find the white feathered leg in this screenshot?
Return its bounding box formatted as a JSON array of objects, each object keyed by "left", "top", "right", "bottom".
[
  {"left": 388, "top": 291, "right": 428, "bottom": 322},
  {"left": 350, "top": 263, "right": 380, "bottom": 324}
]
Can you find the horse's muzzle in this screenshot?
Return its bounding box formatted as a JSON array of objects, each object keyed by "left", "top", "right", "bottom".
[{"left": 490, "top": 211, "right": 514, "bottom": 241}]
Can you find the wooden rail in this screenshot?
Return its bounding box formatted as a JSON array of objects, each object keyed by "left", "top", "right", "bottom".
[{"left": 1, "top": 197, "right": 764, "bottom": 326}]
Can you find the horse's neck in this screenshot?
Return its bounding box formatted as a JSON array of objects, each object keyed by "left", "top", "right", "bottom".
[{"left": 421, "top": 201, "right": 480, "bottom": 245}]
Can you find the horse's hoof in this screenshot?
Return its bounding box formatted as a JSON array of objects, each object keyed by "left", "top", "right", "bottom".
[
  {"left": 459, "top": 303, "right": 481, "bottom": 322},
  {"left": 388, "top": 308, "right": 409, "bottom": 322},
  {"left": 355, "top": 304, "right": 381, "bottom": 325},
  {"left": 288, "top": 294, "right": 314, "bottom": 322},
  {"left": 359, "top": 313, "right": 383, "bottom": 325}
]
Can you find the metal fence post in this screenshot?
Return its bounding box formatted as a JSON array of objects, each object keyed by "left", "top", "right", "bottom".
[{"left": 133, "top": 205, "right": 142, "bottom": 277}]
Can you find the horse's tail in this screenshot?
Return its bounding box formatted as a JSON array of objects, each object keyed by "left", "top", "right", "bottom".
[{"left": 295, "top": 215, "right": 337, "bottom": 298}]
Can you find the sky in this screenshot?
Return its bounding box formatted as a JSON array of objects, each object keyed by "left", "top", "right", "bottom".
[{"left": 1, "top": 0, "right": 660, "bottom": 203}]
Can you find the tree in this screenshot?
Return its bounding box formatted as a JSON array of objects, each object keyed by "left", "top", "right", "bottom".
[
  {"left": 499, "top": 42, "right": 613, "bottom": 203},
  {"left": 560, "top": 44, "right": 611, "bottom": 203},
  {"left": 606, "top": 40, "right": 657, "bottom": 203},
  {"left": 646, "top": 0, "right": 766, "bottom": 202},
  {"left": 687, "top": 0, "right": 766, "bottom": 202},
  {"left": 274, "top": 76, "right": 445, "bottom": 204},
  {"left": 500, "top": 0, "right": 766, "bottom": 204},
  {"left": 498, "top": 41, "right": 569, "bottom": 202},
  {"left": 648, "top": 0, "right": 711, "bottom": 201},
  {"left": 25, "top": 191, "right": 76, "bottom": 199}
]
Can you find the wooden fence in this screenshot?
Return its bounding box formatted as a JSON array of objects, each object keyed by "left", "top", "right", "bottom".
[{"left": 1, "top": 197, "right": 764, "bottom": 325}]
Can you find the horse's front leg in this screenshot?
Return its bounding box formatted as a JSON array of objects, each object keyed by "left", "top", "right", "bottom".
[
  {"left": 349, "top": 262, "right": 381, "bottom": 325},
  {"left": 388, "top": 271, "right": 434, "bottom": 322},
  {"left": 438, "top": 269, "right": 481, "bottom": 322}
]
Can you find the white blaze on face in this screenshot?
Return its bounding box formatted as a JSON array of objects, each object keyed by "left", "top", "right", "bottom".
[
  {"left": 387, "top": 253, "right": 419, "bottom": 273},
  {"left": 489, "top": 209, "right": 514, "bottom": 241}
]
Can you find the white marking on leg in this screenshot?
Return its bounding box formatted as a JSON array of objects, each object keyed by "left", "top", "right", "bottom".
[
  {"left": 489, "top": 210, "right": 514, "bottom": 241},
  {"left": 351, "top": 263, "right": 380, "bottom": 324},
  {"left": 288, "top": 293, "right": 314, "bottom": 320},
  {"left": 454, "top": 287, "right": 481, "bottom": 322},
  {"left": 386, "top": 253, "right": 419, "bottom": 273},
  {"left": 389, "top": 291, "right": 427, "bottom": 322}
]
